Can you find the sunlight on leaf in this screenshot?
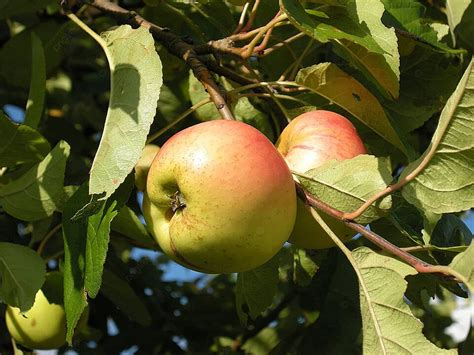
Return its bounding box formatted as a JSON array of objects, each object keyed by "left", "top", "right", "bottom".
[
  {"left": 89, "top": 25, "right": 162, "bottom": 199},
  {"left": 298, "top": 155, "right": 393, "bottom": 224},
  {"left": 0, "top": 242, "right": 45, "bottom": 312},
  {"left": 296, "top": 63, "right": 406, "bottom": 153},
  {"left": 401, "top": 59, "right": 474, "bottom": 213},
  {"left": 0, "top": 141, "right": 70, "bottom": 221},
  {"left": 353, "top": 247, "right": 456, "bottom": 354}
]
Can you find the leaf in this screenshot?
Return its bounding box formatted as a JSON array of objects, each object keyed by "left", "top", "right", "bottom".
[
  {"left": 336, "top": 0, "right": 400, "bottom": 98},
  {"left": 296, "top": 63, "right": 406, "bottom": 153},
  {"left": 445, "top": 0, "right": 471, "bottom": 46},
  {"left": 0, "top": 0, "right": 53, "bottom": 19},
  {"left": 383, "top": 49, "right": 463, "bottom": 133},
  {"left": 85, "top": 201, "right": 119, "bottom": 299},
  {"left": 111, "top": 205, "right": 155, "bottom": 248},
  {"left": 89, "top": 25, "right": 162, "bottom": 199},
  {"left": 236, "top": 251, "right": 281, "bottom": 325},
  {"left": 352, "top": 247, "right": 455, "bottom": 354},
  {"left": 401, "top": 59, "right": 474, "bottom": 214},
  {"left": 431, "top": 214, "right": 472, "bottom": 264},
  {"left": 293, "top": 247, "right": 325, "bottom": 287},
  {"left": 62, "top": 184, "right": 89, "bottom": 344},
  {"left": 449, "top": 242, "right": 474, "bottom": 294},
  {"left": 0, "top": 141, "right": 70, "bottom": 221},
  {"left": 298, "top": 155, "right": 393, "bottom": 224},
  {"left": 0, "top": 242, "right": 46, "bottom": 312},
  {"left": 381, "top": 0, "right": 462, "bottom": 54},
  {"left": 100, "top": 269, "right": 152, "bottom": 326},
  {"left": 0, "top": 111, "right": 50, "bottom": 168},
  {"left": 281, "top": 0, "right": 399, "bottom": 98},
  {"left": 24, "top": 32, "right": 46, "bottom": 129}
]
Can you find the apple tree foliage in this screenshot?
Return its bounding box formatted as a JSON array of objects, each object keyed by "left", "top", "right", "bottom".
[{"left": 0, "top": 0, "right": 473, "bottom": 353}]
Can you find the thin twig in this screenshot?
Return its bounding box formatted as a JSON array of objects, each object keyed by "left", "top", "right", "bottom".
[
  {"left": 146, "top": 98, "right": 211, "bottom": 144},
  {"left": 261, "top": 32, "right": 306, "bottom": 57},
  {"left": 74, "top": 0, "right": 234, "bottom": 120},
  {"left": 295, "top": 183, "right": 458, "bottom": 280},
  {"left": 240, "top": 0, "right": 260, "bottom": 33},
  {"left": 241, "top": 13, "right": 287, "bottom": 58},
  {"left": 233, "top": 1, "right": 251, "bottom": 34},
  {"left": 37, "top": 224, "right": 63, "bottom": 256}
]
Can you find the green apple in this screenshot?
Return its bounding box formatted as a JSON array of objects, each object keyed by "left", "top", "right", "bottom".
[
  {"left": 277, "top": 110, "right": 367, "bottom": 249},
  {"left": 143, "top": 120, "right": 297, "bottom": 273},
  {"left": 135, "top": 144, "right": 160, "bottom": 191},
  {"left": 5, "top": 272, "right": 88, "bottom": 350}
]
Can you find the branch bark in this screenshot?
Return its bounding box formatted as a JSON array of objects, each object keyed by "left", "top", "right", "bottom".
[
  {"left": 295, "top": 183, "right": 457, "bottom": 280},
  {"left": 71, "top": 0, "right": 234, "bottom": 120}
]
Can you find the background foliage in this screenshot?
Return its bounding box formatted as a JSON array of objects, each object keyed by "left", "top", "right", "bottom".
[{"left": 0, "top": 0, "right": 473, "bottom": 354}]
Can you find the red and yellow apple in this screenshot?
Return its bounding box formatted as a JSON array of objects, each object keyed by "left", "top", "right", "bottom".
[
  {"left": 277, "top": 110, "right": 367, "bottom": 249},
  {"left": 142, "top": 120, "right": 297, "bottom": 273},
  {"left": 135, "top": 144, "right": 160, "bottom": 191}
]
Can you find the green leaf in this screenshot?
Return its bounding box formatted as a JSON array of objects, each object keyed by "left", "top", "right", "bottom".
[
  {"left": 381, "top": 0, "right": 462, "bottom": 54},
  {"left": 0, "top": 21, "right": 66, "bottom": 89},
  {"left": 0, "top": 0, "right": 53, "bottom": 19},
  {"left": 62, "top": 183, "right": 89, "bottom": 344},
  {"left": 0, "top": 111, "right": 50, "bottom": 168},
  {"left": 401, "top": 59, "right": 474, "bottom": 214},
  {"left": 298, "top": 155, "right": 393, "bottom": 224},
  {"left": 85, "top": 201, "right": 119, "bottom": 299},
  {"left": 383, "top": 49, "right": 463, "bottom": 133},
  {"left": 236, "top": 251, "right": 281, "bottom": 325},
  {"left": 449, "top": 242, "right": 474, "bottom": 294},
  {"left": 444, "top": 0, "right": 471, "bottom": 46},
  {"left": 295, "top": 63, "right": 406, "bottom": 153},
  {"left": 352, "top": 247, "right": 456, "bottom": 354},
  {"left": 0, "top": 141, "right": 70, "bottom": 221},
  {"left": 100, "top": 269, "right": 152, "bottom": 326},
  {"left": 281, "top": 0, "right": 399, "bottom": 98},
  {"left": 111, "top": 206, "right": 155, "bottom": 248},
  {"left": 0, "top": 242, "right": 46, "bottom": 312},
  {"left": 24, "top": 32, "right": 46, "bottom": 129},
  {"left": 89, "top": 25, "right": 163, "bottom": 199},
  {"left": 431, "top": 215, "right": 472, "bottom": 264},
  {"left": 293, "top": 247, "right": 325, "bottom": 287}
]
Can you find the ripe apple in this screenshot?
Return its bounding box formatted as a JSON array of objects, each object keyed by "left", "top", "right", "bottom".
[
  {"left": 142, "top": 120, "right": 297, "bottom": 273},
  {"left": 276, "top": 110, "right": 367, "bottom": 249},
  {"left": 5, "top": 272, "right": 88, "bottom": 350},
  {"left": 135, "top": 144, "right": 160, "bottom": 191}
]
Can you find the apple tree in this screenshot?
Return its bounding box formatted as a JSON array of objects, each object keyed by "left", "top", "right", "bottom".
[{"left": 0, "top": 0, "right": 473, "bottom": 354}]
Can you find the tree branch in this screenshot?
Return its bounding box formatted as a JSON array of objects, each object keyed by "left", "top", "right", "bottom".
[
  {"left": 71, "top": 0, "right": 234, "bottom": 120},
  {"left": 295, "top": 183, "right": 458, "bottom": 280}
]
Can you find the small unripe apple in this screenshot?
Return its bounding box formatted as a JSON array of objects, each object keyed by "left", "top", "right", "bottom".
[
  {"left": 143, "top": 120, "right": 297, "bottom": 273},
  {"left": 5, "top": 272, "right": 88, "bottom": 350},
  {"left": 135, "top": 144, "right": 160, "bottom": 191},
  {"left": 277, "top": 110, "right": 367, "bottom": 249}
]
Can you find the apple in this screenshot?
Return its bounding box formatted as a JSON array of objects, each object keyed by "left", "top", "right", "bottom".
[
  {"left": 276, "top": 110, "right": 367, "bottom": 249},
  {"left": 5, "top": 272, "right": 88, "bottom": 350},
  {"left": 142, "top": 120, "right": 297, "bottom": 273},
  {"left": 135, "top": 144, "right": 160, "bottom": 191}
]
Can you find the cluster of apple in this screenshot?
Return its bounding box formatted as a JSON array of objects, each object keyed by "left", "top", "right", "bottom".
[
  {"left": 5, "top": 110, "right": 365, "bottom": 351},
  {"left": 140, "top": 110, "right": 366, "bottom": 274}
]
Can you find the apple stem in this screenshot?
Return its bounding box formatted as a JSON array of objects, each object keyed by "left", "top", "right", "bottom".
[
  {"left": 170, "top": 191, "right": 186, "bottom": 213},
  {"left": 295, "top": 183, "right": 460, "bottom": 281}
]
